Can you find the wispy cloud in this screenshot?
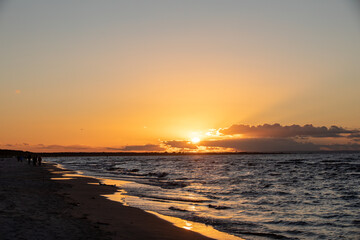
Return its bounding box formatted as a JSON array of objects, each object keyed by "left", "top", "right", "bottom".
[
  {"left": 320, "top": 143, "right": 360, "bottom": 151},
  {"left": 163, "top": 140, "right": 198, "bottom": 150},
  {"left": 41, "top": 145, "right": 93, "bottom": 151},
  {"left": 107, "top": 144, "right": 166, "bottom": 152},
  {"left": 220, "top": 123, "right": 358, "bottom": 138},
  {"left": 348, "top": 133, "right": 360, "bottom": 141},
  {"left": 0, "top": 143, "right": 105, "bottom": 152},
  {"left": 201, "top": 138, "right": 320, "bottom": 152},
  {"left": 1, "top": 143, "right": 167, "bottom": 153}
]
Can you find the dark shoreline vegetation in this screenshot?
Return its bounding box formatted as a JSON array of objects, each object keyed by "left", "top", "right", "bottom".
[{"left": 1, "top": 149, "right": 360, "bottom": 157}]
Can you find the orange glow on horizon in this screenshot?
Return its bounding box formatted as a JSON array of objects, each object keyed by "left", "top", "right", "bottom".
[{"left": 191, "top": 137, "right": 201, "bottom": 144}]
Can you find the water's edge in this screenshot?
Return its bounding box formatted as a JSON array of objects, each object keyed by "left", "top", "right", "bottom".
[{"left": 49, "top": 161, "right": 242, "bottom": 240}]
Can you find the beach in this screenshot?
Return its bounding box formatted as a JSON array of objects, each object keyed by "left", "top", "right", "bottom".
[
  {"left": 0, "top": 157, "right": 213, "bottom": 240},
  {"left": 2, "top": 154, "right": 359, "bottom": 240}
]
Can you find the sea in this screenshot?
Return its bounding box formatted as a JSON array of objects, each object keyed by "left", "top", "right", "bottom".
[{"left": 45, "top": 152, "right": 360, "bottom": 240}]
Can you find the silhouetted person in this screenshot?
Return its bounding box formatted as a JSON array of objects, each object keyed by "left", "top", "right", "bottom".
[
  {"left": 38, "top": 156, "right": 42, "bottom": 166},
  {"left": 32, "top": 156, "right": 37, "bottom": 166},
  {"left": 17, "top": 156, "right": 20, "bottom": 162},
  {"left": 27, "top": 155, "right": 31, "bottom": 165}
]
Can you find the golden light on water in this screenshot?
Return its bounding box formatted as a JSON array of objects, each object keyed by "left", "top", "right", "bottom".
[
  {"left": 149, "top": 211, "right": 244, "bottom": 240},
  {"left": 98, "top": 178, "right": 243, "bottom": 240},
  {"left": 183, "top": 221, "right": 193, "bottom": 230}
]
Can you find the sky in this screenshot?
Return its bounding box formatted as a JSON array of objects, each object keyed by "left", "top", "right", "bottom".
[{"left": 1, "top": 0, "right": 360, "bottom": 152}]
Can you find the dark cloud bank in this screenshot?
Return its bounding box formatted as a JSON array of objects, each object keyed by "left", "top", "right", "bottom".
[
  {"left": 164, "top": 124, "right": 360, "bottom": 152},
  {"left": 220, "top": 123, "right": 359, "bottom": 138},
  {"left": 107, "top": 144, "right": 166, "bottom": 152},
  {"left": 162, "top": 141, "right": 198, "bottom": 149}
]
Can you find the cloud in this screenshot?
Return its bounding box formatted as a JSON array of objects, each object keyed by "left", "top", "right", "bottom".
[
  {"left": 37, "top": 144, "right": 97, "bottom": 151},
  {"left": 348, "top": 133, "right": 360, "bottom": 141},
  {"left": 0, "top": 143, "right": 166, "bottom": 152},
  {"left": 200, "top": 138, "right": 320, "bottom": 152},
  {"left": 320, "top": 143, "right": 360, "bottom": 151},
  {"left": 163, "top": 140, "right": 198, "bottom": 149},
  {"left": 108, "top": 144, "right": 166, "bottom": 152},
  {"left": 35, "top": 144, "right": 166, "bottom": 152},
  {"left": 177, "top": 138, "right": 360, "bottom": 152},
  {"left": 220, "top": 123, "right": 358, "bottom": 138},
  {"left": 0, "top": 143, "right": 100, "bottom": 152}
]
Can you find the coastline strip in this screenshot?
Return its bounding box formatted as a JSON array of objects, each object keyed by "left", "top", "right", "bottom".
[
  {"left": 47, "top": 161, "right": 216, "bottom": 240},
  {"left": 51, "top": 161, "right": 244, "bottom": 239},
  {"left": 0, "top": 157, "right": 213, "bottom": 240}
]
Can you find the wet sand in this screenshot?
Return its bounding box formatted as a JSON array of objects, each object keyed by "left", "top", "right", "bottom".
[{"left": 0, "top": 157, "right": 213, "bottom": 240}]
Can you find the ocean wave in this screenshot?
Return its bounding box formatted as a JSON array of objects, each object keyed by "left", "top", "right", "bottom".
[
  {"left": 136, "top": 194, "right": 211, "bottom": 203},
  {"left": 45, "top": 152, "right": 360, "bottom": 240},
  {"left": 265, "top": 220, "right": 310, "bottom": 226},
  {"left": 232, "top": 229, "right": 294, "bottom": 240},
  {"left": 168, "top": 206, "right": 189, "bottom": 212},
  {"left": 208, "top": 204, "right": 231, "bottom": 210},
  {"left": 147, "top": 172, "right": 168, "bottom": 178},
  {"left": 157, "top": 180, "right": 188, "bottom": 189}
]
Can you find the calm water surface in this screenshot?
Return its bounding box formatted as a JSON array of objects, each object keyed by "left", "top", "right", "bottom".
[{"left": 46, "top": 153, "right": 360, "bottom": 239}]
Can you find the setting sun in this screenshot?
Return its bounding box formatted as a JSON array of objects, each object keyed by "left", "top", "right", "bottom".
[{"left": 191, "top": 137, "right": 201, "bottom": 144}]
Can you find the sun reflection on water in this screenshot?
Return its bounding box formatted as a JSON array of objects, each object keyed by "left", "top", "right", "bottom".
[
  {"left": 149, "top": 211, "right": 244, "bottom": 240},
  {"left": 183, "top": 221, "right": 193, "bottom": 230}
]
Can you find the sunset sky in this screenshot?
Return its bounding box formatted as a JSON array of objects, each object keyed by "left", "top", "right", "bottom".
[{"left": 1, "top": 1, "right": 360, "bottom": 152}]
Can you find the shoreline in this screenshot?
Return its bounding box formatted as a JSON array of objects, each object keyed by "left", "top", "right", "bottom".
[
  {"left": 51, "top": 162, "right": 243, "bottom": 240},
  {"left": 0, "top": 157, "right": 237, "bottom": 240},
  {"left": 0, "top": 157, "right": 109, "bottom": 240}
]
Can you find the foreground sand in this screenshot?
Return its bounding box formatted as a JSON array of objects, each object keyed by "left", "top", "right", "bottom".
[{"left": 0, "top": 157, "right": 213, "bottom": 240}]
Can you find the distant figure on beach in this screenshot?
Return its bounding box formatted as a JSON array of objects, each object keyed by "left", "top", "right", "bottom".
[
  {"left": 32, "top": 156, "right": 37, "bottom": 166},
  {"left": 27, "top": 155, "right": 31, "bottom": 165},
  {"left": 17, "top": 156, "right": 21, "bottom": 162},
  {"left": 38, "top": 156, "right": 42, "bottom": 166}
]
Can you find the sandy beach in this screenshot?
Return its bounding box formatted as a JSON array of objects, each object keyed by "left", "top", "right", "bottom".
[{"left": 0, "top": 157, "right": 213, "bottom": 240}]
